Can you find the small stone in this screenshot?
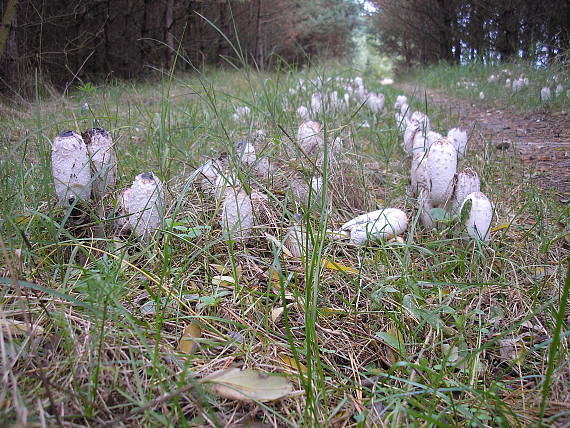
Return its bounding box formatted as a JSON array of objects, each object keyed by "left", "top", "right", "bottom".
[{"left": 495, "top": 140, "right": 511, "bottom": 150}]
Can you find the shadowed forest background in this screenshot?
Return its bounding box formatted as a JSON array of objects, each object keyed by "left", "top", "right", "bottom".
[{"left": 1, "top": 0, "right": 568, "bottom": 96}]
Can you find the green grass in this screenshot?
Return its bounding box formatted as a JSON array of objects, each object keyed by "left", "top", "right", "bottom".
[
  {"left": 411, "top": 60, "right": 570, "bottom": 112},
  {"left": 0, "top": 60, "right": 568, "bottom": 427}
]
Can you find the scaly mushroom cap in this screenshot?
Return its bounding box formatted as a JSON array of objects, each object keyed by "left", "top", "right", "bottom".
[
  {"left": 426, "top": 138, "right": 457, "bottom": 206},
  {"left": 366, "top": 92, "right": 385, "bottom": 114},
  {"left": 555, "top": 84, "right": 563, "bottom": 97},
  {"left": 460, "top": 191, "right": 493, "bottom": 241},
  {"left": 221, "top": 187, "right": 254, "bottom": 241},
  {"left": 340, "top": 208, "right": 408, "bottom": 245},
  {"left": 51, "top": 130, "right": 92, "bottom": 205},
  {"left": 452, "top": 167, "right": 480, "bottom": 213},
  {"left": 540, "top": 87, "right": 551, "bottom": 102},
  {"left": 412, "top": 133, "right": 428, "bottom": 153},
  {"left": 297, "top": 106, "right": 309, "bottom": 120},
  {"left": 426, "top": 131, "right": 443, "bottom": 150},
  {"left": 394, "top": 95, "right": 408, "bottom": 111},
  {"left": 196, "top": 154, "right": 228, "bottom": 195},
  {"left": 410, "top": 111, "right": 430, "bottom": 133},
  {"left": 403, "top": 121, "right": 420, "bottom": 153},
  {"left": 234, "top": 139, "right": 257, "bottom": 166},
  {"left": 83, "top": 127, "right": 116, "bottom": 200},
  {"left": 117, "top": 172, "right": 164, "bottom": 240},
  {"left": 311, "top": 93, "right": 321, "bottom": 113},
  {"left": 232, "top": 106, "right": 251, "bottom": 122},
  {"left": 447, "top": 127, "right": 468, "bottom": 158},
  {"left": 297, "top": 120, "right": 324, "bottom": 155},
  {"left": 411, "top": 151, "right": 429, "bottom": 196}
]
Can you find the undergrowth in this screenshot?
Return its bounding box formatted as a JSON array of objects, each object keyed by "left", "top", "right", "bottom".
[{"left": 0, "top": 60, "right": 568, "bottom": 427}]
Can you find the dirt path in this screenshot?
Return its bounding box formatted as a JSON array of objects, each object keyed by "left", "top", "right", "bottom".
[{"left": 397, "top": 83, "right": 570, "bottom": 199}]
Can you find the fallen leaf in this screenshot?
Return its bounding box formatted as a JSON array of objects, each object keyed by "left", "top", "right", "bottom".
[
  {"left": 0, "top": 319, "right": 44, "bottom": 336},
  {"left": 264, "top": 233, "right": 294, "bottom": 258},
  {"left": 177, "top": 322, "right": 202, "bottom": 354},
  {"left": 278, "top": 354, "right": 307, "bottom": 374},
  {"left": 322, "top": 259, "right": 358, "bottom": 274},
  {"left": 202, "top": 368, "right": 293, "bottom": 402},
  {"left": 271, "top": 307, "right": 285, "bottom": 323},
  {"left": 212, "top": 275, "right": 236, "bottom": 287}
]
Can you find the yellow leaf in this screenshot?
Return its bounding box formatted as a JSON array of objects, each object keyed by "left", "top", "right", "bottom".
[
  {"left": 177, "top": 322, "right": 202, "bottom": 354},
  {"left": 491, "top": 223, "right": 510, "bottom": 232},
  {"left": 278, "top": 354, "right": 307, "bottom": 373},
  {"left": 201, "top": 368, "right": 293, "bottom": 402},
  {"left": 322, "top": 259, "right": 358, "bottom": 274}
]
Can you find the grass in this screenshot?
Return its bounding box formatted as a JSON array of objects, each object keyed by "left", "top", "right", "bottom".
[
  {"left": 411, "top": 60, "right": 570, "bottom": 112},
  {"left": 0, "top": 60, "right": 569, "bottom": 427}
]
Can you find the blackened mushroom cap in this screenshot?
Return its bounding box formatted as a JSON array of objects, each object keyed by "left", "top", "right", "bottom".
[{"left": 59, "top": 130, "right": 77, "bottom": 138}]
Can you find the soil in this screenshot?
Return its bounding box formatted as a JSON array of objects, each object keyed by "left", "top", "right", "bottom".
[{"left": 397, "top": 83, "right": 570, "bottom": 200}]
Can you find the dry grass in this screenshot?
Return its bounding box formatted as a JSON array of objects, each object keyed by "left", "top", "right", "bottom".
[{"left": 0, "top": 64, "right": 568, "bottom": 427}]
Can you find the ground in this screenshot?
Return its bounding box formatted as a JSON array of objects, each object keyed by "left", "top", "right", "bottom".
[{"left": 398, "top": 83, "right": 570, "bottom": 199}]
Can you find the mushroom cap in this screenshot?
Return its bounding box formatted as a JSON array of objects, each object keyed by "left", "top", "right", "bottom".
[
  {"left": 297, "top": 105, "right": 309, "bottom": 119},
  {"left": 394, "top": 95, "right": 408, "bottom": 110},
  {"left": 411, "top": 150, "right": 429, "bottom": 196},
  {"left": 425, "top": 131, "right": 443, "bottom": 150},
  {"left": 410, "top": 111, "right": 430, "bottom": 133},
  {"left": 452, "top": 167, "right": 480, "bottom": 212},
  {"left": 540, "top": 87, "right": 551, "bottom": 101},
  {"left": 447, "top": 127, "right": 468, "bottom": 158},
  {"left": 340, "top": 208, "right": 408, "bottom": 245},
  {"left": 51, "top": 130, "right": 92, "bottom": 205},
  {"left": 83, "top": 127, "right": 116, "bottom": 199},
  {"left": 221, "top": 187, "right": 254, "bottom": 240},
  {"left": 426, "top": 138, "right": 457, "bottom": 206},
  {"left": 403, "top": 121, "right": 420, "bottom": 153},
  {"left": 460, "top": 191, "right": 493, "bottom": 241},
  {"left": 118, "top": 171, "right": 164, "bottom": 240},
  {"left": 297, "top": 120, "right": 324, "bottom": 155}
]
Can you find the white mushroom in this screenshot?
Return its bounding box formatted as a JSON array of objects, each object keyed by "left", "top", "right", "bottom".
[
  {"left": 479, "top": 91, "right": 485, "bottom": 100},
  {"left": 51, "top": 130, "right": 92, "bottom": 206},
  {"left": 447, "top": 128, "right": 468, "bottom": 158},
  {"left": 403, "top": 121, "right": 420, "bottom": 154},
  {"left": 540, "top": 87, "right": 551, "bottom": 102},
  {"left": 196, "top": 155, "right": 228, "bottom": 196},
  {"left": 284, "top": 216, "right": 313, "bottom": 258},
  {"left": 412, "top": 133, "right": 428, "bottom": 153},
  {"left": 426, "top": 131, "right": 443, "bottom": 150},
  {"left": 394, "top": 95, "right": 408, "bottom": 110},
  {"left": 117, "top": 172, "right": 164, "bottom": 240},
  {"left": 83, "top": 127, "right": 116, "bottom": 200},
  {"left": 410, "top": 111, "right": 430, "bottom": 133},
  {"left": 452, "top": 167, "right": 480, "bottom": 213},
  {"left": 221, "top": 186, "right": 255, "bottom": 241},
  {"left": 426, "top": 138, "right": 457, "bottom": 207},
  {"left": 297, "top": 106, "right": 309, "bottom": 120},
  {"left": 297, "top": 120, "right": 324, "bottom": 155},
  {"left": 411, "top": 151, "right": 429, "bottom": 196},
  {"left": 338, "top": 208, "right": 408, "bottom": 245},
  {"left": 232, "top": 106, "right": 251, "bottom": 122},
  {"left": 555, "top": 84, "right": 564, "bottom": 97},
  {"left": 311, "top": 93, "right": 321, "bottom": 113},
  {"left": 366, "top": 92, "right": 385, "bottom": 114},
  {"left": 460, "top": 191, "right": 493, "bottom": 241}
]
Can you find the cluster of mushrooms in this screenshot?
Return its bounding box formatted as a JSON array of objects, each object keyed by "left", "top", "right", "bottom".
[
  {"left": 395, "top": 95, "right": 494, "bottom": 241},
  {"left": 51, "top": 81, "right": 494, "bottom": 253}
]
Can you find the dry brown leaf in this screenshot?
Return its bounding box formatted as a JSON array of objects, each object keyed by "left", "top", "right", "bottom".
[
  {"left": 177, "top": 322, "right": 202, "bottom": 354},
  {"left": 212, "top": 275, "right": 236, "bottom": 287},
  {"left": 202, "top": 367, "right": 292, "bottom": 402},
  {"left": 0, "top": 319, "right": 44, "bottom": 336}
]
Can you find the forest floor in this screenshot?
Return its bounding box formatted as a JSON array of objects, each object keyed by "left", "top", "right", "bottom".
[{"left": 397, "top": 82, "right": 570, "bottom": 199}]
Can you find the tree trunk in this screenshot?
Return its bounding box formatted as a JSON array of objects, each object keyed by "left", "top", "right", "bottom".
[
  {"left": 165, "top": 0, "right": 175, "bottom": 69},
  {"left": 0, "top": 0, "right": 18, "bottom": 58},
  {"left": 254, "top": 0, "right": 263, "bottom": 69}
]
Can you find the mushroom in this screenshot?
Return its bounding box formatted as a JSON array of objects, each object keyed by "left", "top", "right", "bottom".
[
  {"left": 196, "top": 154, "right": 228, "bottom": 196},
  {"left": 231, "top": 106, "right": 251, "bottom": 122},
  {"left": 51, "top": 130, "right": 92, "bottom": 206},
  {"left": 479, "top": 91, "right": 485, "bottom": 100},
  {"left": 297, "top": 106, "right": 310, "bottom": 120},
  {"left": 426, "top": 131, "right": 442, "bottom": 150},
  {"left": 311, "top": 93, "right": 321, "bottom": 114},
  {"left": 460, "top": 192, "right": 493, "bottom": 241},
  {"left": 366, "top": 92, "right": 385, "bottom": 114},
  {"left": 410, "top": 111, "right": 430, "bottom": 134},
  {"left": 540, "top": 87, "right": 551, "bottom": 102},
  {"left": 403, "top": 121, "right": 420, "bottom": 154},
  {"left": 117, "top": 172, "right": 165, "bottom": 240},
  {"left": 221, "top": 186, "right": 255, "bottom": 241},
  {"left": 337, "top": 208, "right": 408, "bottom": 245},
  {"left": 284, "top": 215, "right": 313, "bottom": 259},
  {"left": 411, "top": 150, "right": 429, "bottom": 196},
  {"left": 394, "top": 95, "right": 408, "bottom": 110},
  {"left": 82, "top": 127, "right": 116, "bottom": 200},
  {"left": 555, "top": 84, "right": 564, "bottom": 97},
  {"left": 426, "top": 138, "right": 457, "bottom": 207},
  {"left": 447, "top": 128, "right": 468, "bottom": 158},
  {"left": 297, "top": 120, "right": 324, "bottom": 156},
  {"left": 452, "top": 167, "right": 480, "bottom": 213}
]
